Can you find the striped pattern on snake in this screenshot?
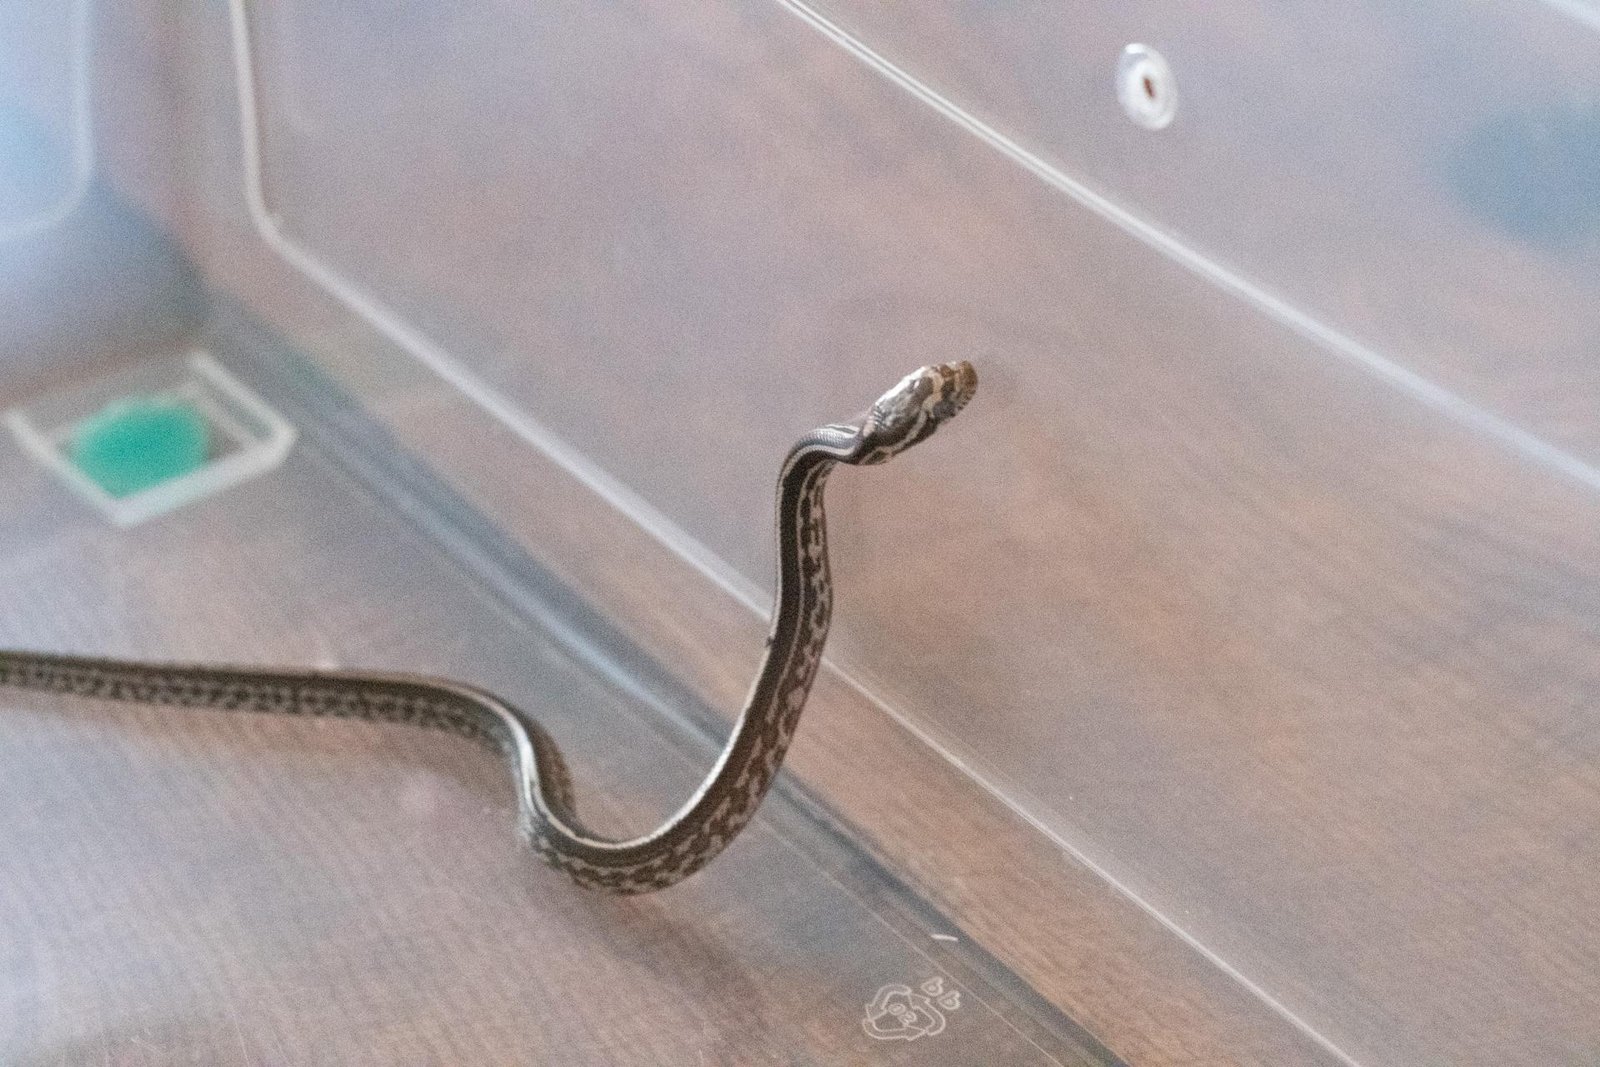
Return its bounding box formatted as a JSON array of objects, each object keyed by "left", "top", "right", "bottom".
[{"left": 0, "top": 362, "right": 977, "bottom": 893}]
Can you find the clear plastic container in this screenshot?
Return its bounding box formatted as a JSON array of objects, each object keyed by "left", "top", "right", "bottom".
[{"left": 6, "top": 0, "right": 1600, "bottom": 1062}]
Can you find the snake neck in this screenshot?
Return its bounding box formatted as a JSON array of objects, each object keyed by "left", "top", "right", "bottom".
[
  {"left": 746, "top": 423, "right": 867, "bottom": 742},
  {"left": 680, "top": 433, "right": 856, "bottom": 810},
  {"left": 746, "top": 436, "right": 849, "bottom": 748}
]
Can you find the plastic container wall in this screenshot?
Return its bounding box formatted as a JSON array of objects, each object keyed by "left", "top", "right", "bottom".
[{"left": 0, "top": 0, "right": 87, "bottom": 238}]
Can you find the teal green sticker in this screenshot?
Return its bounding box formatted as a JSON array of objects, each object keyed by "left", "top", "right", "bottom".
[{"left": 68, "top": 397, "right": 211, "bottom": 499}]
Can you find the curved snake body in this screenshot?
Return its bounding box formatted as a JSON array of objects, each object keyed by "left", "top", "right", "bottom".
[{"left": 0, "top": 362, "right": 976, "bottom": 893}]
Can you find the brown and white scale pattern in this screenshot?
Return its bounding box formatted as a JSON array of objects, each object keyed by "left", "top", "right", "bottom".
[{"left": 0, "top": 362, "right": 976, "bottom": 894}]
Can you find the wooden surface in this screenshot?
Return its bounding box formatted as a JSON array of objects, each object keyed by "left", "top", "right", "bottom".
[
  {"left": 60, "top": 0, "right": 1600, "bottom": 1063},
  {"left": 0, "top": 387, "right": 1109, "bottom": 1066}
]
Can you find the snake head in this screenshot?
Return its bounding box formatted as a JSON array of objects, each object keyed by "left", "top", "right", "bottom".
[{"left": 857, "top": 361, "right": 978, "bottom": 463}]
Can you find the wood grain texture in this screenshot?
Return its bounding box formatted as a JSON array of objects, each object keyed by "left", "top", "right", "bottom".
[
  {"left": 70, "top": 0, "right": 1600, "bottom": 1063},
  {"left": 0, "top": 410, "right": 1098, "bottom": 1066}
]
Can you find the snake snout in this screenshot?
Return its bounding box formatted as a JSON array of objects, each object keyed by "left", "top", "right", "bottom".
[
  {"left": 930, "top": 360, "right": 978, "bottom": 422},
  {"left": 860, "top": 361, "right": 979, "bottom": 461}
]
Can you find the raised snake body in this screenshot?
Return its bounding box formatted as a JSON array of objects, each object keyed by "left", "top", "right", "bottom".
[{"left": 0, "top": 362, "right": 977, "bottom": 893}]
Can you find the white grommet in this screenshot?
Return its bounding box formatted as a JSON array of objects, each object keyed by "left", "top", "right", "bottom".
[{"left": 1117, "top": 44, "right": 1178, "bottom": 131}]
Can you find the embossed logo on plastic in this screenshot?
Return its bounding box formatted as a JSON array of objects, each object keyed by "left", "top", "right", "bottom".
[{"left": 862, "top": 977, "right": 962, "bottom": 1041}]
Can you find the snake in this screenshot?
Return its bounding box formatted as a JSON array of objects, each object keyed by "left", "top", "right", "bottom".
[{"left": 0, "top": 362, "right": 976, "bottom": 894}]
